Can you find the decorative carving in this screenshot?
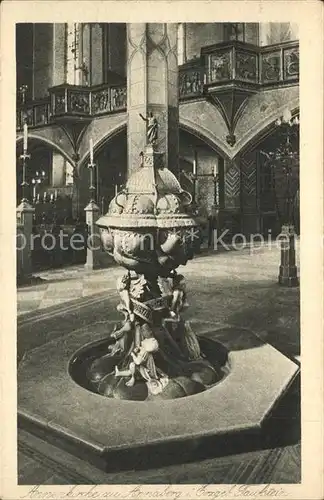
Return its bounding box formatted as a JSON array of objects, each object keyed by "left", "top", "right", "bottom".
[
  {"left": 111, "top": 86, "right": 127, "bottom": 110},
  {"left": 226, "top": 133, "right": 236, "bottom": 146},
  {"left": 261, "top": 51, "right": 281, "bottom": 83},
  {"left": 208, "top": 50, "right": 232, "bottom": 83},
  {"left": 78, "top": 145, "right": 224, "bottom": 401},
  {"left": 235, "top": 51, "right": 257, "bottom": 82},
  {"left": 91, "top": 89, "right": 110, "bottom": 114},
  {"left": 68, "top": 91, "right": 90, "bottom": 114},
  {"left": 241, "top": 155, "right": 257, "bottom": 209},
  {"left": 225, "top": 162, "right": 240, "bottom": 206},
  {"left": 283, "top": 47, "right": 299, "bottom": 80},
  {"left": 54, "top": 92, "right": 66, "bottom": 114},
  {"left": 179, "top": 70, "right": 202, "bottom": 97}
]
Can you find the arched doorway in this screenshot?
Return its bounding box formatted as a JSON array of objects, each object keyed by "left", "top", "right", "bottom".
[{"left": 240, "top": 123, "right": 300, "bottom": 237}]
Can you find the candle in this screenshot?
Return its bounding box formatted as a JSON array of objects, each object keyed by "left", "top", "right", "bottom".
[
  {"left": 115, "top": 184, "right": 118, "bottom": 197},
  {"left": 213, "top": 164, "right": 218, "bottom": 178},
  {"left": 89, "top": 138, "right": 94, "bottom": 164},
  {"left": 23, "top": 123, "right": 28, "bottom": 152},
  {"left": 193, "top": 159, "right": 197, "bottom": 175}
]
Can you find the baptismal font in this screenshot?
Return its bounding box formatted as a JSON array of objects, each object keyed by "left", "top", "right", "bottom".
[{"left": 77, "top": 141, "right": 225, "bottom": 401}]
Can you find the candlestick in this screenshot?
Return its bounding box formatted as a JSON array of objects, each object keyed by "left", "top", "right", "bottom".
[
  {"left": 19, "top": 150, "right": 31, "bottom": 203},
  {"left": 87, "top": 159, "right": 96, "bottom": 203},
  {"left": 89, "top": 138, "right": 94, "bottom": 164},
  {"left": 23, "top": 123, "right": 28, "bottom": 153}
]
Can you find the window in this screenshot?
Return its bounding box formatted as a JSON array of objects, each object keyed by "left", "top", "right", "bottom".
[
  {"left": 223, "top": 23, "right": 259, "bottom": 45},
  {"left": 224, "top": 23, "right": 245, "bottom": 42}
]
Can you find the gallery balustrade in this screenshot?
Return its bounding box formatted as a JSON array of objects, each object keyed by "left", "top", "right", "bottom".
[
  {"left": 16, "top": 83, "right": 127, "bottom": 130},
  {"left": 180, "top": 40, "right": 299, "bottom": 97}
]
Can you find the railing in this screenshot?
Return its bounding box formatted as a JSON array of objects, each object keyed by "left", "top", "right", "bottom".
[
  {"left": 180, "top": 40, "right": 299, "bottom": 97},
  {"left": 50, "top": 83, "right": 127, "bottom": 119},
  {"left": 17, "top": 98, "right": 51, "bottom": 130},
  {"left": 260, "top": 41, "right": 299, "bottom": 85},
  {"left": 16, "top": 83, "right": 127, "bottom": 130}
]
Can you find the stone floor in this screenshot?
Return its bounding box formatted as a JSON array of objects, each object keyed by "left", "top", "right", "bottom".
[{"left": 17, "top": 241, "right": 300, "bottom": 484}]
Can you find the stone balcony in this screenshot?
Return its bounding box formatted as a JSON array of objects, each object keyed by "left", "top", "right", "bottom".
[
  {"left": 179, "top": 39, "right": 299, "bottom": 99},
  {"left": 16, "top": 83, "right": 127, "bottom": 130}
]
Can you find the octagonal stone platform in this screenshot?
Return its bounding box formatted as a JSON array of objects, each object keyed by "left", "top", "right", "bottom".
[{"left": 18, "top": 320, "right": 299, "bottom": 471}]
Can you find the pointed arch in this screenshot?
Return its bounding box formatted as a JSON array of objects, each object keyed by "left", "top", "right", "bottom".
[
  {"left": 16, "top": 133, "right": 75, "bottom": 166},
  {"left": 232, "top": 88, "right": 299, "bottom": 159}
]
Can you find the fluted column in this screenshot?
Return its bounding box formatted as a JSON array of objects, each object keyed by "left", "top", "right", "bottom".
[{"left": 127, "top": 23, "right": 179, "bottom": 176}]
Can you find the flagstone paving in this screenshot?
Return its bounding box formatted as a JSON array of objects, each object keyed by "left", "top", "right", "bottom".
[{"left": 17, "top": 242, "right": 301, "bottom": 484}]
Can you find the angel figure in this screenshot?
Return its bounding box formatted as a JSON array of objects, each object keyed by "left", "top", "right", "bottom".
[
  {"left": 115, "top": 337, "right": 161, "bottom": 388},
  {"left": 116, "top": 272, "right": 135, "bottom": 323}
]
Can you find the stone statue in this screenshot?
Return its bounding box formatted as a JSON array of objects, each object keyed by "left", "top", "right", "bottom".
[
  {"left": 139, "top": 112, "right": 158, "bottom": 145},
  {"left": 170, "top": 271, "right": 188, "bottom": 319}
]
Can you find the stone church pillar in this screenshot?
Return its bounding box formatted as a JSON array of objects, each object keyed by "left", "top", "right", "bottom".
[{"left": 126, "top": 23, "right": 179, "bottom": 176}]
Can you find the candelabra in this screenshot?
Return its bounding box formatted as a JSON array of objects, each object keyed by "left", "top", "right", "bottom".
[
  {"left": 261, "top": 109, "right": 299, "bottom": 287},
  {"left": 18, "top": 84, "right": 29, "bottom": 105},
  {"left": 31, "top": 170, "right": 46, "bottom": 204}
]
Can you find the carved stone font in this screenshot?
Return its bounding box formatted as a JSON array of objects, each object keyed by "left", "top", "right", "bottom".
[{"left": 73, "top": 145, "right": 225, "bottom": 401}]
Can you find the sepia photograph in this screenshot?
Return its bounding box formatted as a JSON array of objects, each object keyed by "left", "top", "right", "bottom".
[{"left": 14, "top": 20, "right": 303, "bottom": 487}]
